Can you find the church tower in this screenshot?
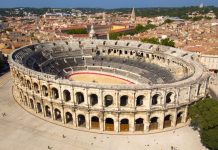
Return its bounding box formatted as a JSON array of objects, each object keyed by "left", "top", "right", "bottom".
[{"left": 130, "top": 8, "right": 136, "bottom": 23}]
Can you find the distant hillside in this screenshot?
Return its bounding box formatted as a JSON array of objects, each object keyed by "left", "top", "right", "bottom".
[{"left": 0, "top": 6, "right": 217, "bottom": 18}]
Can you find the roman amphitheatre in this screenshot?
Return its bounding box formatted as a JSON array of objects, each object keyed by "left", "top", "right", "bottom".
[{"left": 8, "top": 39, "right": 210, "bottom": 135}]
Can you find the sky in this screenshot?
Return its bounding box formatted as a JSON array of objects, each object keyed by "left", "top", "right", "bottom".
[{"left": 0, "top": 0, "right": 217, "bottom": 8}]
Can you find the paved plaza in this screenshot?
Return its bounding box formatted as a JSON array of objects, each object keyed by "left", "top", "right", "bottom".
[{"left": 0, "top": 73, "right": 207, "bottom": 150}]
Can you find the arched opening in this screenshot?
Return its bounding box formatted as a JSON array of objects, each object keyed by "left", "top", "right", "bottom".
[
  {"left": 78, "top": 114, "right": 86, "bottom": 127},
  {"left": 135, "top": 118, "right": 144, "bottom": 131},
  {"left": 96, "top": 51, "right": 100, "bottom": 55},
  {"left": 119, "top": 50, "right": 122, "bottom": 55},
  {"left": 120, "top": 95, "right": 128, "bottom": 106},
  {"left": 36, "top": 102, "right": 42, "bottom": 113},
  {"left": 105, "top": 118, "right": 114, "bottom": 131},
  {"left": 152, "top": 94, "right": 160, "bottom": 105},
  {"left": 24, "top": 96, "right": 28, "bottom": 106},
  {"left": 52, "top": 88, "right": 59, "bottom": 99},
  {"left": 164, "top": 115, "right": 172, "bottom": 128},
  {"left": 76, "top": 92, "right": 84, "bottom": 104},
  {"left": 108, "top": 49, "right": 112, "bottom": 55},
  {"left": 63, "top": 90, "right": 71, "bottom": 102},
  {"left": 33, "top": 83, "right": 39, "bottom": 93},
  {"left": 54, "top": 108, "right": 62, "bottom": 122},
  {"left": 29, "top": 99, "right": 34, "bottom": 109},
  {"left": 91, "top": 116, "right": 100, "bottom": 129},
  {"left": 65, "top": 112, "right": 73, "bottom": 124},
  {"left": 104, "top": 95, "right": 113, "bottom": 107},
  {"left": 136, "top": 95, "right": 144, "bottom": 106},
  {"left": 90, "top": 94, "right": 98, "bottom": 106},
  {"left": 149, "top": 117, "right": 158, "bottom": 130},
  {"left": 45, "top": 106, "right": 51, "bottom": 118},
  {"left": 120, "top": 119, "right": 129, "bottom": 132},
  {"left": 20, "top": 77, "right": 25, "bottom": 86},
  {"left": 197, "top": 84, "right": 201, "bottom": 95},
  {"left": 27, "top": 80, "right": 31, "bottom": 90},
  {"left": 176, "top": 112, "right": 183, "bottom": 125},
  {"left": 42, "top": 85, "right": 48, "bottom": 97},
  {"left": 166, "top": 92, "right": 174, "bottom": 103}
]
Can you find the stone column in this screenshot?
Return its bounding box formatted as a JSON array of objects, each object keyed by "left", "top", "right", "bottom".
[
  {"left": 129, "top": 113, "right": 135, "bottom": 132},
  {"left": 159, "top": 111, "right": 164, "bottom": 130},
  {"left": 100, "top": 112, "right": 104, "bottom": 131},
  {"left": 145, "top": 112, "right": 150, "bottom": 132},
  {"left": 62, "top": 106, "right": 65, "bottom": 124},
  {"left": 86, "top": 112, "right": 90, "bottom": 129},
  {"left": 73, "top": 109, "right": 77, "bottom": 127},
  {"left": 115, "top": 113, "right": 119, "bottom": 133},
  {"left": 183, "top": 105, "right": 188, "bottom": 123},
  {"left": 172, "top": 109, "right": 177, "bottom": 127}
]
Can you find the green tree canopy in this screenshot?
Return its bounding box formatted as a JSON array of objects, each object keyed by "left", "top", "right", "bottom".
[
  {"left": 62, "top": 28, "right": 88, "bottom": 34},
  {"left": 189, "top": 98, "right": 218, "bottom": 150},
  {"left": 141, "top": 37, "right": 175, "bottom": 47}
]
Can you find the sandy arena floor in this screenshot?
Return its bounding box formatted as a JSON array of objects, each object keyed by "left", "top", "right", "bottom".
[{"left": 68, "top": 71, "right": 135, "bottom": 84}]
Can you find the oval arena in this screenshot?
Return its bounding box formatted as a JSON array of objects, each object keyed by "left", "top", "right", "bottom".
[{"left": 9, "top": 39, "right": 210, "bottom": 134}]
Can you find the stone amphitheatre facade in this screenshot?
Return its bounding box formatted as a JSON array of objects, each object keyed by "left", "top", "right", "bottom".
[{"left": 9, "top": 39, "right": 210, "bottom": 134}]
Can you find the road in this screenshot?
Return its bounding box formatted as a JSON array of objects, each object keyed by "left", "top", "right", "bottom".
[{"left": 0, "top": 72, "right": 207, "bottom": 150}]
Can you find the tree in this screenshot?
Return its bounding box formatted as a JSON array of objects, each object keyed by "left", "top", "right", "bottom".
[
  {"left": 141, "top": 37, "right": 159, "bottom": 44},
  {"left": 141, "top": 37, "right": 175, "bottom": 47},
  {"left": 62, "top": 28, "right": 88, "bottom": 34},
  {"left": 160, "top": 38, "right": 175, "bottom": 47},
  {"left": 189, "top": 98, "right": 218, "bottom": 150}
]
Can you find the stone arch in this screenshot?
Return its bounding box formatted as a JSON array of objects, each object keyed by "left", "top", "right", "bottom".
[
  {"left": 65, "top": 112, "right": 73, "bottom": 124},
  {"left": 42, "top": 85, "right": 48, "bottom": 97},
  {"left": 119, "top": 50, "right": 123, "bottom": 55},
  {"left": 105, "top": 118, "right": 114, "bottom": 131},
  {"left": 24, "top": 96, "right": 28, "bottom": 106},
  {"left": 36, "top": 102, "right": 42, "bottom": 113},
  {"left": 197, "top": 84, "right": 201, "bottom": 95},
  {"left": 20, "top": 76, "right": 25, "bottom": 86},
  {"left": 63, "top": 90, "right": 71, "bottom": 102},
  {"left": 136, "top": 95, "right": 144, "bottom": 106},
  {"left": 29, "top": 98, "right": 34, "bottom": 109},
  {"left": 33, "top": 83, "right": 39, "bottom": 93},
  {"left": 51, "top": 87, "right": 59, "bottom": 99},
  {"left": 164, "top": 114, "right": 172, "bottom": 128},
  {"left": 120, "top": 95, "right": 128, "bottom": 106},
  {"left": 91, "top": 116, "right": 100, "bottom": 129},
  {"left": 104, "top": 95, "right": 113, "bottom": 107},
  {"left": 78, "top": 114, "right": 86, "bottom": 127},
  {"left": 26, "top": 80, "right": 31, "bottom": 90},
  {"left": 166, "top": 92, "right": 175, "bottom": 104},
  {"left": 135, "top": 118, "right": 144, "bottom": 131},
  {"left": 151, "top": 94, "right": 161, "bottom": 105},
  {"left": 54, "top": 108, "right": 62, "bottom": 122},
  {"left": 76, "top": 92, "right": 84, "bottom": 104},
  {"left": 149, "top": 117, "right": 158, "bottom": 130},
  {"left": 120, "top": 118, "right": 129, "bottom": 132},
  {"left": 90, "top": 94, "right": 98, "bottom": 106},
  {"left": 45, "top": 105, "right": 51, "bottom": 118},
  {"left": 176, "top": 112, "right": 183, "bottom": 125}
]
